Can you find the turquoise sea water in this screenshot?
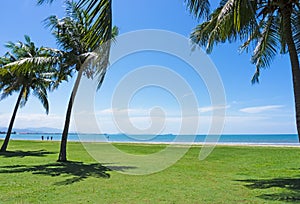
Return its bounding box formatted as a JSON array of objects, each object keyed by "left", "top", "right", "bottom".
[{"left": 0, "top": 133, "right": 299, "bottom": 145}]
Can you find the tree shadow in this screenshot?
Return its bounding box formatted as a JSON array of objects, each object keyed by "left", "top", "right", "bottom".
[
  {"left": 0, "top": 161, "right": 136, "bottom": 185},
  {"left": 100, "top": 162, "right": 139, "bottom": 172},
  {"left": 237, "top": 177, "right": 300, "bottom": 202},
  {"left": 0, "top": 150, "right": 56, "bottom": 158}
]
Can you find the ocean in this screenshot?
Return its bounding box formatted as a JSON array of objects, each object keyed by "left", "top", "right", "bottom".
[{"left": 0, "top": 133, "right": 299, "bottom": 145}]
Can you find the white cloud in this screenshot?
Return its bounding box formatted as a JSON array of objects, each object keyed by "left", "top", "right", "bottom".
[
  {"left": 0, "top": 105, "right": 295, "bottom": 134},
  {"left": 0, "top": 113, "right": 64, "bottom": 129},
  {"left": 198, "top": 105, "right": 230, "bottom": 113},
  {"left": 96, "top": 108, "right": 150, "bottom": 116},
  {"left": 240, "top": 105, "right": 284, "bottom": 114},
  {"left": 223, "top": 115, "right": 295, "bottom": 134}
]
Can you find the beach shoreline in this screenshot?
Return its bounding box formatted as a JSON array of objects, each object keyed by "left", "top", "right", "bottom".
[{"left": 2, "top": 138, "right": 300, "bottom": 148}]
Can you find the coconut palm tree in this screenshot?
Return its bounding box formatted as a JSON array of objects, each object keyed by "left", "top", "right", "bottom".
[
  {"left": 187, "top": 0, "right": 300, "bottom": 141},
  {"left": 45, "top": 1, "right": 116, "bottom": 161},
  {"left": 0, "top": 35, "right": 59, "bottom": 152}
]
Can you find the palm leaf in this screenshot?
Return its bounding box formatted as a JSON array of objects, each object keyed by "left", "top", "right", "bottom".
[
  {"left": 292, "top": 9, "right": 300, "bottom": 55},
  {"left": 185, "top": 0, "right": 210, "bottom": 19},
  {"left": 3, "top": 56, "right": 59, "bottom": 72},
  {"left": 251, "top": 14, "right": 279, "bottom": 69},
  {"left": 20, "top": 87, "right": 30, "bottom": 108},
  {"left": 37, "top": 0, "right": 55, "bottom": 5},
  {"left": 0, "top": 91, "right": 13, "bottom": 101},
  {"left": 33, "top": 86, "right": 49, "bottom": 114},
  {"left": 77, "top": 0, "right": 112, "bottom": 49}
]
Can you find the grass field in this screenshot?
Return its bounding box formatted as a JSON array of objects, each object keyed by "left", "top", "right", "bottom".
[{"left": 0, "top": 140, "right": 300, "bottom": 203}]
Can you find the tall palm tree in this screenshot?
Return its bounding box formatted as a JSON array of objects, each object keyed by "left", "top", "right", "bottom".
[
  {"left": 0, "top": 35, "right": 59, "bottom": 152},
  {"left": 45, "top": 1, "right": 116, "bottom": 162},
  {"left": 187, "top": 0, "right": 300, "bottom": 141}
]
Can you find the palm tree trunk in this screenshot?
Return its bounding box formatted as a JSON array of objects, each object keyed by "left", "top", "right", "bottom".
[
  {"left": 281, "top": 6, "right": 300, "bottom": 142},
  {"left": 57, "top": 69, "right": 84, "bottom": 162},
  {"left": 0, "top": 86, "right": 25, "bottom": 152}
]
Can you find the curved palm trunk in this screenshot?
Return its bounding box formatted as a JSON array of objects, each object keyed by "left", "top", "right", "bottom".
[
  {"left": 282, "top": 6, "right": 300, "bottom": 142},
  {"left": 57, "top": 69, "right": 84, "bottom": 162},
  {"left": 0, "top": 86, "right": 25, "bottom": 152}
]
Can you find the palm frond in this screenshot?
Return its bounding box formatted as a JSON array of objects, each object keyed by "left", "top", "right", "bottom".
[
  {"left": 111, "top": 26, "right": 119, "bottom": 42},
  {"left": 24, "top": 35, "right": 31, "bottom": 45},
  {"left": 191, "top": 8, "right": 221, "bottom": 53},
  {"left": 251, "top": 14, "right": 279, "bottom": 69},
  {"left": 239, "top": 19, "right": 264, "bottom": 53},
  {"left": 0, "top": 91, "right": 12, "bottom": 101},
  {"left": 20, "top": 87, "right": 30, "bottom": 108},
  {"left": 185, "top": 0, "right": 210, "bottom": 19},
  {"left": 94, "top": 40, "right": 111, "bottom": 90},
  {"left": 33, "top": 86, "right": 49, "bottom": 114},
  {"left": 292, "top": 9, "right": 300, "bottom": 55},
  {"left": 191, "top": 0, "right": 258, "bottom": 54},
  {"left": 3, "top": 56, "right": 59, "bottom": 73},
  {"left": 37, "top": 0, "right": 55, "bottom": 5},
  {"left": 278, "top": 13, "right": 287, "bottom": 54},
  {"left": 251, "top": 67, "right": 260, "bottom": 84},
  {"left": 77, "top": 0, "right": 112, "bottom": 49}
]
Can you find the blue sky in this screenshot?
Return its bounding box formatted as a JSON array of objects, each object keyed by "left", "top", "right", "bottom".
[{"left": 0, "top": 0, "right": 296, "bottom": 134}]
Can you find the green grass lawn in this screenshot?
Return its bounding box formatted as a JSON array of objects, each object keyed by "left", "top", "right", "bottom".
[{"left": 0, "top": 140, "right": 300, "bottom": 203}]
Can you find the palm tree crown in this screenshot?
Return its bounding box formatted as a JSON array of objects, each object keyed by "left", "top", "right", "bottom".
[
  {"left": 38, "top": 0, "right": 112, "bottom": 52},
  {"left": 189, "top": 0, "right": 300, "bottom": 81},
  {"left": 0, "top": 35, "right": 59, "bottom": 112}
]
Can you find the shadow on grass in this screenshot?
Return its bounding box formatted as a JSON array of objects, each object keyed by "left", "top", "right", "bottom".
[
  {"left": 103, "top": 164, "right": 139, "bottom": 172},
  {"left": 0, "top": 150, "right": 56, "bottom": 158},
  {"left": 238, "top": 177, "right": 300, "bottom": 202},
  {"left": 0, "top": 161, "right": 136, "bottom": 185}
]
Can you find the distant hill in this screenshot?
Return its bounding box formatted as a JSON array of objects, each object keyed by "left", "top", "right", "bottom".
[{"left": 0, "top": 127, "right": 62, "bottom": 134}]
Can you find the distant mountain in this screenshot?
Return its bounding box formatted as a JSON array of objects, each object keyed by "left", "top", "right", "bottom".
[{"left": 0, "top": 127, "right": 62, "bottom": 133}]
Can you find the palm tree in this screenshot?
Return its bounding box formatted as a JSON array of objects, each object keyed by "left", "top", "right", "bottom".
[
  {"left": 45, "top": 1, "right": 116, "bottom": 162},
  {"left": 187, "top": 0, "right": 300, "bottom": 141},
  {"left": 0, "top": 35, "right": 59, "bottom": 152}
]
